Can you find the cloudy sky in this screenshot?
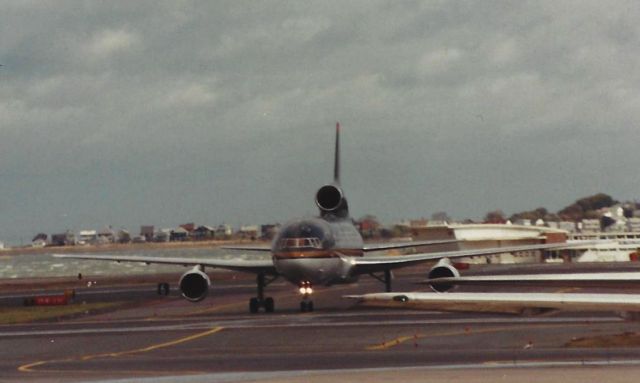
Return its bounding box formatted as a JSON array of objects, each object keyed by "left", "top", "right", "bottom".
[{"left": 1, "top": 1, "right": 639, "bottom": 244}]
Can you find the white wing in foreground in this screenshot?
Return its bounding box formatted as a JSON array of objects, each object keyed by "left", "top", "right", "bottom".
[
  {"left": 52, "top": 254, "right": 277, "bottom": 274},
  {"left": 345, "top": 292, "right": 640, "bottom": 314}
]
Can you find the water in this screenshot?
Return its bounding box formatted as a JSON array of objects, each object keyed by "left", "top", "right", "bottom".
[{"left": 0, "top": 247, "right": 271, "bottom": 279}]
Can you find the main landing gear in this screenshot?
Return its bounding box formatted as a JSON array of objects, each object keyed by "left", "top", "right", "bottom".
[
  {"left": 369, "top": 269, "right": 393, "bottom": 292},
  {"left": 249, "top": 273, "right": 278, "bottom": 314},
  {"left": 299, "top": 281, "right": 314, "bottom": 312}
]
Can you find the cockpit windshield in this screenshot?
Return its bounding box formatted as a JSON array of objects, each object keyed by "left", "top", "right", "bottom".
[{"left": 277, "top": 237, "right": 322, "bottom": 250}]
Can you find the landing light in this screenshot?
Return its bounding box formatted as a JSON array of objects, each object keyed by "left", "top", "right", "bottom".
[{"left": 298, "top": 287, "right": 313, "bottom": 295}]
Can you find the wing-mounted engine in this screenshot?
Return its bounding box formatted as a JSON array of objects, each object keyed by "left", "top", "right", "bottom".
[
  {"left": 179, "top": 266, "right": 211, "bottom": 302},
  {"left": 427, "top": 258, "right": 460, "bottom": 292},
  {"left": 315, "top": 184, "right": 349, "bottom": 218}
]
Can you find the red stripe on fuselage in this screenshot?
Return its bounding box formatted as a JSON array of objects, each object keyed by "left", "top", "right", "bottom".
[{"left": 273, "top": 248, "right": 363, "bottom": 259}]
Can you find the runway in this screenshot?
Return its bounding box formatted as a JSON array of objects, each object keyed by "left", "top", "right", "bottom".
[{"left": 4, "top": 266, "right": 640, "bottom": 382}]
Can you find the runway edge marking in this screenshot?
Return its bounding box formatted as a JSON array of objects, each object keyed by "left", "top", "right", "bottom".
[{"left": 17, "top": 326, "right": 224, "bottom": 373}]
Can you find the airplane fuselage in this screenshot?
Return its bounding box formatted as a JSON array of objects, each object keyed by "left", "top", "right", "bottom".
[{"left": 271, "top": 216, "right": 363, "bottom": 286}]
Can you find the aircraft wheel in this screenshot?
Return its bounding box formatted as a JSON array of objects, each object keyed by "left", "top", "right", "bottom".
[
  {"left": 249, "top": 298, "right": 259, "bottom": 313},
  {"left": 300, "top": 301, "right": 314, "bottom": 312},
  {"left": 265, "top": 297, "right": 275, "bottom": 313}
]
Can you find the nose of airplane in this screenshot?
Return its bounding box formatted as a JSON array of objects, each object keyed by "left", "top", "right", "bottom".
[{"left": 274, "top": 219, "right": 334, "bottom": 251}]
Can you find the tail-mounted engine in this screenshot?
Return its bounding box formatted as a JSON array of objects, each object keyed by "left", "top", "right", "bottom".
[
  {"left": 315, "top": 184, "right": 349, "bottom": 218},
  {"left": 179, "top": 266, "right": 211, "bottom": 302},
  {"left": 427, "top": 258, "right": 460, "bottom": 292}
]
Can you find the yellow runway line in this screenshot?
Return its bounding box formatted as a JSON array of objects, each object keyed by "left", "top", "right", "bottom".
[
  {"left": 366, "top": 323, "right": 590, "bottom": 351},
  {"left": 18, "top": 326, "right": 224, "bottom": 373}
]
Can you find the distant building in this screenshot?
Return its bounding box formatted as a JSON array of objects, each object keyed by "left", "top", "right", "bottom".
[
  {"left": 78, "top": 230, "right": 98, "bottom": 245},
  {"left": 154, "top": 229, "right": 171, "bottom": 242},
  {"left": 32, "top": 233, "right": 48, "bottom": 243},
  {"left": 170, "top": 227, "right": 189, "bottom": 241},
  {"left": 238, "top": 225, "right": 259, "bottom": 240},
  {"left": 32, "top": 239, "right": 47, "bottom": 248},
  {"left": 51, "top": 231, "right": 76, "bottom": 247},
  {"left": 117, "top": 229, "right": 131, "bottom": 243},
  {"left": 131, "top": 235, "right": 146, "bottom": 244},
  {"left": 628, "top": 218, "right": 640, "bottom": 232},
  {"left": 216, "top": 224, "right": 233, "bottom": 239},
  {"left": 179, "top": 223, "right": 195, "bottom": 233},
  {"left": 358, "top": 217, "right": 381, "bottom": 238},
  {"left": 140, "top": 226, "right": 155, "bottom": 242},
  {"left": 558, "top": 221, "right": 576, "bottom": 232},
  {"left": 409, "top": 219, "right": 428, "bottom": 228},
  {"left": 261, "top": 224, "right": 280, "bottom": 240},
  {"left": 193, "top": 225, "right": 216, "bottom": 240},
  {"left": 580, "top": 219, "right": 600, "bottom": 233},
  {"left": 98, "top": 226, "right": 116, "bottom": 244}
]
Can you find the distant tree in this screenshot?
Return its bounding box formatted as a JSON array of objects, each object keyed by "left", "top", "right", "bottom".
[
  {"left": 430, "top": 211, "right": 451, "bottom": 223},
  {"left": 558, "top": 193, "right": 617, "bottom": 221},
  {"left": 509, "top": 207, "right": 548, "bottom": 222},
  {"left": 484, "top": 210, "right": 506, "bottom": 224}
]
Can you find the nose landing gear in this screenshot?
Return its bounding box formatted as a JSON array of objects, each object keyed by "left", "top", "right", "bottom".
[{"left": 299, "top": 281, "right": 314, "bottom": 312}]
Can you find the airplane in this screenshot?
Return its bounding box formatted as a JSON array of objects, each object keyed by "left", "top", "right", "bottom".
[{"left": 54, "top": 123, "right": 596, "bottom": 313}]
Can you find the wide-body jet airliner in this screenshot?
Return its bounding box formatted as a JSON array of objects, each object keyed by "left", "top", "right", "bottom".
[{"left": 55, "top": 123, "right": 590, "bottom": 313}]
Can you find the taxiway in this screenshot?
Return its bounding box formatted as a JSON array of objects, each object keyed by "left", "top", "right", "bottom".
[{"left": 3, "top": 265, "right": 640, "bottom": 382}]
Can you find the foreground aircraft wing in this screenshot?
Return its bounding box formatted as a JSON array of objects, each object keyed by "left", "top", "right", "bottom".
[
  {"left": 52, "top": 254, "right": 277, "bottom": 274},
  {"left": 351, "top": 241, "right": 594, "bottom": 274},
  {"left": 425, "top": 272, "right": 640, "bottom": 289},
  {"left": 362, "top": 239, "right": 459, "bottom": 252},
  {"left": 345, "top": 292, "right": 640, "bottom": 315}
]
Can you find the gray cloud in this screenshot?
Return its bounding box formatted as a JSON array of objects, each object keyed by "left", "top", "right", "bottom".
[{"left": 0, "top": 1, "right": 639, "bottom": 243}]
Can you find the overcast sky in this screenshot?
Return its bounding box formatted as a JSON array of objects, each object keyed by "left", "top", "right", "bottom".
[{"left": 1, "top": 1, "right": 639, "bottom": 244}]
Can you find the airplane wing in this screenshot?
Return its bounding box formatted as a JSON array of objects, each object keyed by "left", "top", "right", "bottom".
[
  {"left": 221, "top": 239, "right": 459, "bottom": 253},
  {"left": 362, "top": 239, "right": 459, "bottom": 252},
  {"left": 351, "top": 241, "right": 594, "bottom": 275},
  {"left": 52, "top": 254, "right": 277, "bottom": 275},
  {"left": 425, "top": 272, "right": 640, "bottom": 289},
  {"left": 345, "top": 292, "right": 640, "bottom": 315}
]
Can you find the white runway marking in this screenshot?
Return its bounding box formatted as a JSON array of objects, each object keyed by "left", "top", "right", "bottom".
[{"left": 0, "top": 314, "right": 623, "bottom": 338}]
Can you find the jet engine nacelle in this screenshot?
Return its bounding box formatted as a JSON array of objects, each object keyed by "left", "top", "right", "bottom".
[
  {"left": 315, "top": 184, "right": 348, "bottom": 217},
  {"left": 427, "top": 258, "right": 460, "bottom": 292},
  {"left": 179, "top": 266, "right": 211, "bottom": 302}
]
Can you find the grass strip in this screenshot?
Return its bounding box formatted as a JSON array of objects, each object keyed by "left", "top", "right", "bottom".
[{"left": 0, "top": 302, "right": 124, "bottom": 324}]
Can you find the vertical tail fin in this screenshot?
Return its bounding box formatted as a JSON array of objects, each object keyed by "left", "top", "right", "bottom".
[{"left": 334, "top": 122, "right": 340, "bottom": 184}]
